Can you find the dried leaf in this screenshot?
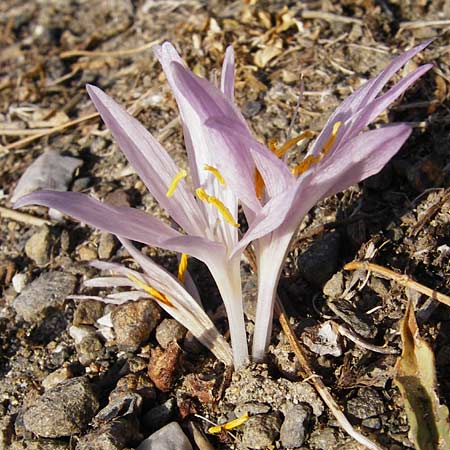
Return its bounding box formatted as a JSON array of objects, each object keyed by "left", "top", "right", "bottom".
[
  {"left": 254, "top": 44, "right": 283, "bottom": 68},
  {"left": 394, "top": 302, "right": 450, "bottom": 450}
]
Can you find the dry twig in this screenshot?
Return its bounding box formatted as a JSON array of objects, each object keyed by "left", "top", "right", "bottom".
[
  {"left": 344, "top": 261, "right": 450, "bottom": 308},
  {"left": 0, "top": 206, "right": 52, "bottom": 227},
  {"left": 302, "top": 10, "right": 363, "bottom": 25}
]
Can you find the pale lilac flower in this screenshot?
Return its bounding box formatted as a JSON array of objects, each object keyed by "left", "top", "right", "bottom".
[
  {"left": 202, "top": 40, "right": 433, "bottom": 360},
  {"left": 15, "top": 43, "right": 249, "bottom": 367},
  {"left": 75, "top": 237, "right": 233, "bottom": 365}
]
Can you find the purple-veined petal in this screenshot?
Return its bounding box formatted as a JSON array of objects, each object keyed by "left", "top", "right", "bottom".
[
  {"left": 221, "top": 46, "right": 235, "bottom": 102},
  {"left": 119, "top": 238, "right": 233, "bottom": 365},
  {"left": 312, "top": 124, "right": 412, "bottom": 198},
  {"left": 308, "top": 40, "right": 432, "bottom": 157},
  {"left": 347, "top": 64, "right": 432, "bottom": 138},
  {"left": 86, "top": 85, "right": 207, "bottom": 237},
  {"left": 14, "top": 190, "right": 180, "bottom": 245}
]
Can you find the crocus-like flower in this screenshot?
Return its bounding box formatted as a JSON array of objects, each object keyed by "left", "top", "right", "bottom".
[
  {"left": 202, "top": 40, "right": 433, "bottom": 360},
  {"left": 74, "top": 237, "right": 233, "bottom": 365},
  {"left": 15, "top": 43, "right": 251, "bottom": 367}
]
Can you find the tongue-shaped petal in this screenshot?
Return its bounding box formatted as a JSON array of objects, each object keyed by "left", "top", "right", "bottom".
[{"left": 86, "top": 85, "right": 206, "bottom": 237}]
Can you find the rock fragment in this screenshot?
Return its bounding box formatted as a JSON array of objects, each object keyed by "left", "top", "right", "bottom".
[
  {"left": 241, "top": 412, "right": 281, "bottom": 449},
  {"left": 23, "top": 377, "right": 99, "bottom": 438},
  {"left": 111, "top": 299, "right": 160, "bottom": 351},
  {"left": 136, "top": 422, "right": 193, "bottom": 450},
  {"left": 25, "top": 226, "right": 51, "bottom": 265},
  {"left": 280, "top": 403, "right": 312, "bottom": 448},
  {"left": 13, "top": 271, "right": 77, "bottom": 322}
]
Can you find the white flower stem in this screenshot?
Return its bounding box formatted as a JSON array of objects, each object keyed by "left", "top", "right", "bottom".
[
  {"left": 252, "top": 231, "right": 292, "bottom": 362},
  {"left": 210, "top": 258, "right": 249, "bottom": 367}
]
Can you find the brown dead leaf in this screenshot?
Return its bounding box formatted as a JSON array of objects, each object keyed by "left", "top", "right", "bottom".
[
  {"left": 394, "top": 302, "right": 450, "bottom": 450},
  {"left": 254, "top": 41, "right": 283, "bottom": 68}
]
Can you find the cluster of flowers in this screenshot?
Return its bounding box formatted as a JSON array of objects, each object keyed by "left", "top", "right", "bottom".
[{"left": 15, "top": 40, "right": 431, "bottom": 368}]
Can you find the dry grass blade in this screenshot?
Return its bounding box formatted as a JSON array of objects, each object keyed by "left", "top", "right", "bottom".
[
  {"left": 2, "top": 112, "right": 100, "bottom": 152},
  {"left": 0, "top": 206, "right": 52, "bottom": 226},
  {"left": 344, "top": 261, "right": 450, "bottom": 308},
  {"left": 60, "top": 39, "right": 162, "bottom": 59},
  {"left": 275, "top": 298, "right": 384, "bottom": 450}
]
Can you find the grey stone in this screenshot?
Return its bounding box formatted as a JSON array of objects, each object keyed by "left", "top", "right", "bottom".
[
  {"left": 75, "top": 334, "right": 105, "bottom": 366},
  {"left": 155, "top": 318, "right": 187, "bottom": 349},
  {"left": 13, "top": 271, "right": 77, "bottom": 322},
  {"left": 73, "top": 300, "right": 104, "bottom": 326},
  {"left": 98, "top": 233, "right": 117, "bottom": 260},
  {"left": 23, "top": 377, "right": 99, "bottom": 438},
  {"left": 347, "top": 388, "right": 384, "bottom": 419},
  {"left": 111, "top": 299, "right": 161, "bottom": 351},
  {"left": 25, "top": 226, "right": 51, "bottom": 265},
  {"left": 323, "top": 271, "right": 344, "bottom": 298},
  {"left": 327, "top": 299, "right": 377, "bottom": 338},
  {"left": 241, "top": 413, "right": 281, "bottom": 449},
  {"left": 11, "top": 150, "right": 82, "bottom": 202},
  {"left": 362, "top": 417, "right": 382, "bottom": 430},
  {"left": 298, "top": 232, "right": 341, "bottom": 286},
  {"left": 142, "top": 398, "right": 176, "bottom": 432},
  {"left": 309, "top": 427, "right": 337, "bottom": 450},
  {"left": 280, "top": 404, "right": 312, "bottom": 448},
  {"left": 76, "top": 416, "right": 141, "bottom": 450},
  {"left": 136, "top": 422, "right": 192, "bottom": 450}
]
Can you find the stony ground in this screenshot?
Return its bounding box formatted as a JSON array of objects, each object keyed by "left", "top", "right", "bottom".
[{"left": 0, "top": 1, "right": 449, "bottom": 449}]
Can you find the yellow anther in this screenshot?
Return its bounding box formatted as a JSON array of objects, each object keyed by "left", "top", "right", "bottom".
[
  {"left": 291, "top": 122, "right": 342, "bottom": 177},
  {"left": 196, "top": 187, "right": 240, "bottom": 228},
  {"left": 208, "top": 413, "right": 250, "bottom": 434},
  {"left": 321, "top": 121, "right": 342, "bottom": 156},
  {"left": 178, "top": 253, "right": 188, "bottom": 283},
  {"left": 166, "top": 169, "right": 188, "bottom": 198},
  {"left": 254, "top": 169, "right": 265, "bottom": 200},
  {"left": 204, "top": 165, "right": 226, "bottom": 185},
  {"left": 127, "top": 274, "right": 175, "bottom": 308},
  {"left": 291, "top": 154, "right": 319, "bottom": 176},
  {"left": 274, "top": 130, "right": 315, "bottom": 158}
]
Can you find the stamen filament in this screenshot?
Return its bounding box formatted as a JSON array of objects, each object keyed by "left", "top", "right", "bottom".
[
  {"left": 178, "top": 253, "right": 188, "bottom": 283},
  {"left": 274, "top": 130, "right": 315, "bottom": 158},
  {"left": 321, "top": 121, "right": 342, "bottom": 156},
  {"left": 166, "top": 169, "right": 187, "bottom": 198},
  {"left": 291, "top": 122, "right": 342, "bottom": 177},
  {"left": 208, "top": 413, "right": 249, "bottom": 434},
  {"left": 204, "top": 165, "right": 226, "bottom": 185},
  {"left": 127, "top": 274, "right": 175, "bottom": 308},
  {"left": 196, "top": 187, "right": 240, "bottom": 228}
]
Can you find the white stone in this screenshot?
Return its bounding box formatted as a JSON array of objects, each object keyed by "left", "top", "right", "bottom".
[{"left": 12, "top": 273, "right": 28, "bottom": 293}]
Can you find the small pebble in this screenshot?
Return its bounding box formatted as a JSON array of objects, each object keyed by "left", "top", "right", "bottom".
[
  {"left": 25, "top": 226, "right": 51, "bottom": 266},
  {"left": 136, "top": 422, "right": 193, "bottom": 450},
  {"left": 78, "top": 246, "right": 97, "bottom": 261},
  {"left": 112, "top": 299, "right": 160, "bottom": 351},
  {"left": 308, "top": 427, "right": 337, "bottom": 450},
  {"left": 13, "top": 272, "right": 77, "bottom": 322},
  {"left": 23, "top": 377, "right": 99, "bottom": 438},
  {"left": 155, "top": 318, "right": 187, "bottom": 349},
  {"left": 73, "top": 300, "right": 104, "bottom": 326},
  {"left": 347, "top": 388, "right": 384, "bottom": 419},
  {"left": 12, "top": 273, "right": 28, "bottom": 293},
  {"left": 280, "top": 404, "right": 312, "bottom": 448},
  {"left": 98, "top": 233, "right": 117, "bottom": 259},
  {"left": 241, "top": 413, "right": 281, "bottom": 449},
  {"left": 42, "top": 367, "right": 72, "bottom": 390},
  {"left": 322, "top": 271, "right": 344, "bottom": 298}
]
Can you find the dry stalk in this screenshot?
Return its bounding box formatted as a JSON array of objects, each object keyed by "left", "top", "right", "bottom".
[
  {"left": 0, "top": 206, "right": 52, "bottom": 227},
  {"left": 60, "top": 39, "right": 162, "bottom": 59},
  {"left": 344, "top": 261, "right": 450, "bottom": 307}
]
